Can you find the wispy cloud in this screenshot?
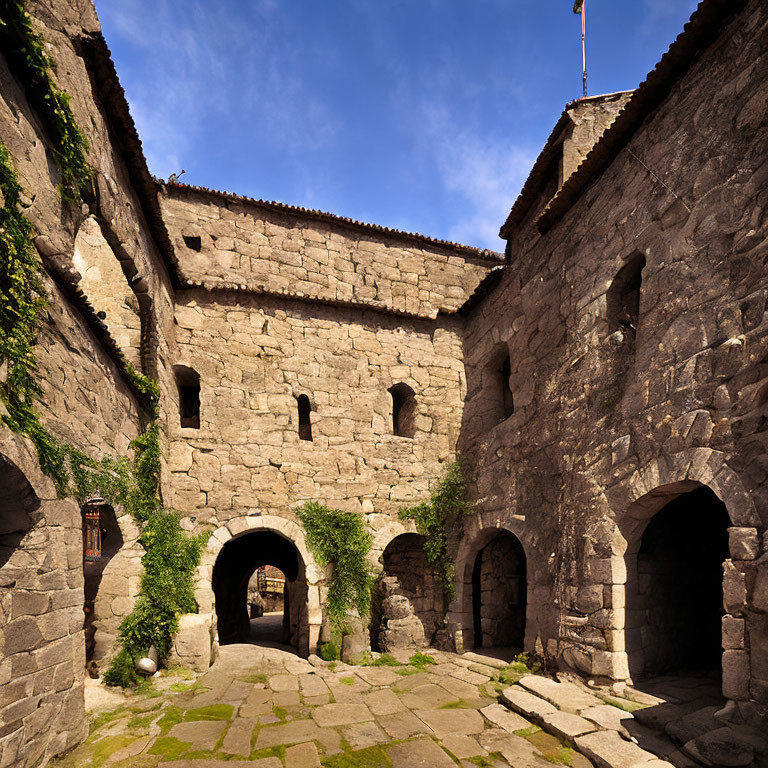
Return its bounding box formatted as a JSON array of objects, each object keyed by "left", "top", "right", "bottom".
[
  {"left": 417, "top": 103, "right": 536, "bottom": 250},
  {"left": 100, "top": 0, "right": 337, "bottom": 179}
]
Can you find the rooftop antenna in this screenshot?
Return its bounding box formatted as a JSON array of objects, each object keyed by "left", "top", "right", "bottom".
[{"left": 573, "top": 0, "right": 587, "bottom": 98}]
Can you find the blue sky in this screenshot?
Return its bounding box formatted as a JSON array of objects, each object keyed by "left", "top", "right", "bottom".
[{"left": 97, "top": 0, "right": 699, "bottom": 250}]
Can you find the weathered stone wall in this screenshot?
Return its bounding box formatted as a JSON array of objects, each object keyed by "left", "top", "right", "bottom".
[
  {"left": 0, "top": 1, "right": 179, "bottom": 763},
  {"left": 381, "top": 534, "right": 444, "bottom": 645},
  {"left": 456, "top": 0, "right": 768, "bottom": 720},
  {"left": 0, "top": 436, "right": 87, "bottom": 768},
  {"left": 160, "top": 186, "right": 498, "bottom": 319},
  {"left": 169, "top": 291, "right": 467, "bottom": 526}
]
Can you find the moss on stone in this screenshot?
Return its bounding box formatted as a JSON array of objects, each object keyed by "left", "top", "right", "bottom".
[
  {"left": 147, "top": 736, "right": 192, "bottom": 759},
  {"left": 185, "top": 704, "right": 234, "bottom": 721},
  {"left": 321, "top": 745, "right": 391, "bottom": 767}
]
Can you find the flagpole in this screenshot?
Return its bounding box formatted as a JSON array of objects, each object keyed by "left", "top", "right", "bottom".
[{"left": 581, "top": 0, "right": 587, "bottom": 97}]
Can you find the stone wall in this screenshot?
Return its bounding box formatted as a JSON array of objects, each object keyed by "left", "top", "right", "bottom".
[
  {"left": 168, "top": 291, "right": 467, "bottom": 525},
  {"left": 455, "top": 0, "right": 768, "bottom": 720},
  {"left": 0, "top": 436, "right": 88, "bottom": 768},
  {"left": 160, "top": 185, "right": 499, "bottom": 319},
  {"left": 0, "top": 1, "right": 178, "bottom": 763}
]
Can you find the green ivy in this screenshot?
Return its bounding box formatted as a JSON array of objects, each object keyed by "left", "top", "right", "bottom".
[
  {"left": 0, "top": 7, "right": 206, "bottom": 688},
  {"left": 0, "top": 0, "right": 92, "bottom": 201},
  {"left": 297, "top": 502, "right": 374, "bottom": 631},
  {"left": 399, "top": 459, "right": 471, "bottom": 601}
]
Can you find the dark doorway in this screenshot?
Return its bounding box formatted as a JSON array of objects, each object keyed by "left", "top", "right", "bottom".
[
  {"left": 212, "top": 531, "right": 307, "bottom": 654},
  {"left": 471, "top": 532, "right": 526, "bottom": 649},
  {"left": 629, "top": 486, "right": 729, "bottom": 678},
  {"left": 82, "top": 499, "right": 123, "bottom": 664}
]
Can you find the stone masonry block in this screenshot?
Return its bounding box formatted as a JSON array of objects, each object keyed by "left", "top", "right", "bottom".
[
  {"left": 722, "top": 650, "right": 750, "bottom": 700},
  {"left": 721, "top": 616, "right": 745, "bottom": 650},
  {"left": 727, "top": 527, "right": 760, "bottom": 561}
]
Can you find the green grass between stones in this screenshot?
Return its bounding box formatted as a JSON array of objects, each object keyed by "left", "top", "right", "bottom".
[
  {"left": 185, "top": 704, "right": 234, "bottom": 721},
  {"left": 322, "top": 745, "right": 392, "bottom": 767}
]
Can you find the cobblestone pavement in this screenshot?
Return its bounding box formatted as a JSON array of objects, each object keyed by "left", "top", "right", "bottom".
[{"left": 51, "top": 646, "right": 593, "bottom": 768}]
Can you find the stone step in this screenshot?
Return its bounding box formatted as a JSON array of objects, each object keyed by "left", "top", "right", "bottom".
[
  {"left": 518, "top": 674, "right": 602, "bottom": 714},
  {"left": 575, "top": 730, "right": 674, "bottom": 768}
]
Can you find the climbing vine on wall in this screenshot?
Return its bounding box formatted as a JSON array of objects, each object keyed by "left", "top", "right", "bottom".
[
  {"left": 297, "top": 502, "right": 374, "bottom": 631},
  {"left": 0, "top": 2, "right": 208, "bottom": 688},
  {"left": 399, "top": 459, "right": 471, "bottom": 601},
  {"left": 0, "top": 0, "right": 92, "bottom": 201}
]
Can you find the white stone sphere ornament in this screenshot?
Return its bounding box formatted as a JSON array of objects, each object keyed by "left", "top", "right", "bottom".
[{"left": 136, "top": 645, "right": 158, "bottom": 676}]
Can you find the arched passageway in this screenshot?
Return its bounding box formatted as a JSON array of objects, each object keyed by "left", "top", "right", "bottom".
[
  {"left": 471, "top": 531, "right": 526, "bottom": 650},
  {"left": 380, "top": 533, "right": 443, "bottom": 646},
  {"left": 626, "top": 485, "right": 730, "bottom": 679},
  {"left": 212, "top": 530, "right": 308, "bottom": 654}
]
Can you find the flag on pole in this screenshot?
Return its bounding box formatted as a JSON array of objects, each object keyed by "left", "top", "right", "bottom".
[{"left": 573, "top": 0, "right": 583, "bottom": 12}]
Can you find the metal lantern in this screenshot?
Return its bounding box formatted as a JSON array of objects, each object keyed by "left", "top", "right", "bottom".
[{"left": 83, "top": 493, "right": 106, "bottom": 561}]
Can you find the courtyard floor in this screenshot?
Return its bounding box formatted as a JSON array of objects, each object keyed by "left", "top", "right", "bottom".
[
  {"left": 51, "top": 646, "right": 768, "bottom": 768},
  {"left": 52, "top": 646, "right": 593, "bottom": 768}
]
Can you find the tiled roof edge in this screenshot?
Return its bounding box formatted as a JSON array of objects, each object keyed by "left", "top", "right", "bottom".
[
  {"left": 161, "top": 181, "right": 504, "bottom": 264},
  {"left": 498, "top": 91, "right": 633, "bottom": 239},
  {"left": 75, "top": 32, "right": 182, "bottom": 287}
]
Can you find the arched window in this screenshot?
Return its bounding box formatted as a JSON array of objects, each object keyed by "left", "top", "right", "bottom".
[
  {"left": 388, "top": 383, "right": 416, "bottom": 438},
  {"left": 297, "top": 395, "right": 312, "bottom": 441},
  {"left": 174, "top": 365, "right": 200, "bottom": 429},
  {"left": 607, "top": 253, "right": 646, "bottom": 334}
]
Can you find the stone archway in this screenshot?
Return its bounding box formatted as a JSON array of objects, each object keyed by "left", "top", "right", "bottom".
[
  {"left": 452, "top": 516, "right": 530, "bottom": 653},
  {"left": 470, "top": 531, "right": 526, "bottom": 650},
  {"left": 212, "top": 530, "right": 307, "bottom": 653},
  {"left": 378, "top": 533, "right": 443, "bottom": 649},
  {"left": 197, "top": 515, "right": 325, "bottom": 658},
  {"left": 625, "top": 484, "right": 730, "bottom": 679}
]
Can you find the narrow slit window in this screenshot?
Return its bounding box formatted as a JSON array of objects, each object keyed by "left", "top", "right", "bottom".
[
  {"left": 607, "top": 253, "right": 646, "bottom": 334},
  {"left": 388, "top": 383, "right": 416, "bottom": 438},
  {"left": 174, "top": 365, "right": 201, "bottom": 429},
  {"left": 297, "top": 395, "right": 313, "bottom": 441},
  {"left": 498, "top": 354, "right": 514, "bottom": 421}
]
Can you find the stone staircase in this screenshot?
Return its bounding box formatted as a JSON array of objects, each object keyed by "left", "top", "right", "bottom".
[{"left": 494, "top": 673, "right": 768, "bottom": 768}]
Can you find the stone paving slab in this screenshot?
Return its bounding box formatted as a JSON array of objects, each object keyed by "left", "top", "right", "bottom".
[
  {"left": 386, "top": 736, "right": 457, "bottom": 767},
  {"left": 401, "top": 682, "right": 459, "bottom": 709},
  {"left": 441, "top": 734, "right": 488, "bottom": 759},
  {"left": 480, "top": 702, "right": 532, "bottom": 732},
  {"left": 542, "top": 710, "right": 598, "bottom": 741},
  {"left": 518, "top": 675, "right": 601, "bottom": 714},
  {"left": 461, "top": 652, "right": 510, "bottom": 669},
  {"left": 575, "top": 730, "right": 658, "bottom": 768},
  {"left": 582, "top": 704, "right": 634, "bottom": 731},
  {"left": 166, "top": 720, "right": 227, "bottom": 751},
  {"left": 285, "top": 741, "right": 323, "bottom": 768},
  {"left": 160, "top": 761, "right": 282, "bottom": 768},
  {"left": 415, "top": 707, "right": 485, "bottom": 737},
  {"left": 269, "top": 673, "right": 299, "bottom": 692},
  {"left": 378, "top": 710, "right": 434, "bottom": 739},
  {"left": 362, "top": 687, "right": 407, "bottom": 716},
  {"left": 342, "top": 720, "right": 389, "bottom": 748},
  {"left": 478, "top": 729, "right": 552, "bottom": 768},
  {"left": 254, "top": 719, "right": 323, "bottom": 749},
  {"left": 220, "top": 717, "right": 257, "bottom": 756},
  {"left": 501, "top": 685, "right": 558, "bottom": 720},
  {"left": 310, "top": 702, "right": 373, "bottom": 728},
  {"left": 353, "top": 666, "right": 401, "bottom": 687}
]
